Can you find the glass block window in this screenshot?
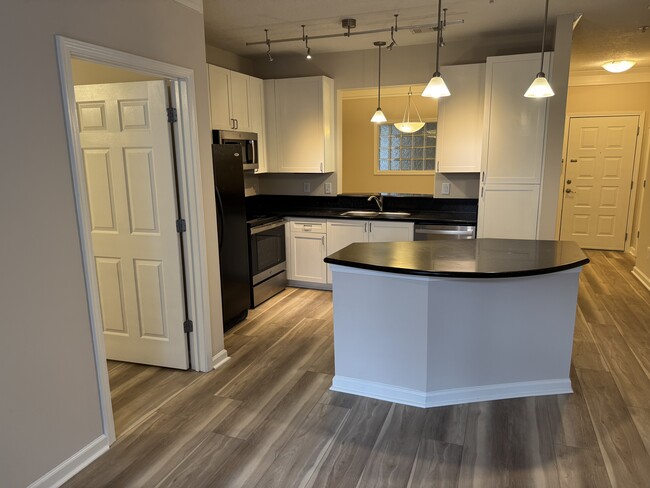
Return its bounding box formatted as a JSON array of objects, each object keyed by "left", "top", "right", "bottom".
[{"left": 377, "top": 122, "right": 437, "bottom": 172}]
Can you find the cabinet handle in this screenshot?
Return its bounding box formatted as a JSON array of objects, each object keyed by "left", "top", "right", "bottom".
[
  {"left": 320, "top": 162, "right": 324, "bottom": 173},
  {"left": 230, "top": 118, "right": 235, "bottom": 129},
  {"left": 235, "top": 119, "right": 239, "bottom": 129},
  {"left": 481, "top": 171, "right": 485, "bottom": 183},
  {"left": 321, "top": 235, "right": 325, "bottom": 245},
  {"left": 481, "top": 187, "right": 484, "bottom": 198},
  {"left": 364, "top": 222, "right": 367, "bottom": 233},
  {"left": 369, "top": 222, "right": 372, "bottom": 232}
]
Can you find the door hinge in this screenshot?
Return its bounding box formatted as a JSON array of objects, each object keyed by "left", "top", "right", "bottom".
[
  {"left": 638, "top": 126, "right": 640, "bottom": 136},
  {"left": 176, "top": 218, "right": 187, "bottom": 233},
  {"left": 183, "top": 319, "right": 193, "bottom": 333},
  {"left": 625, "top": 232, "right": 628, "bottom": 241},
  {"left": 167, "top": 107, "right": 178, "bottom": 123},
  {"left": 638, "top": 230, "right": 641, "bottom": 239},
  {"left": 644, "top": 180, "right": 647, "bottom": 188},
  {"left": 631, "top": 180, "right": 634, "bottom": 190}
]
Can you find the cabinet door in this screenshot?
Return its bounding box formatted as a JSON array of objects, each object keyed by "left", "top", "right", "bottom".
[
  {"left": 289, "top": 232, "right": 327, "bottom": 283},
  {"left": 478, "top": 184, "right": 540, "bottom": 239},
  {"left": 437, "top": 63, "right": 485, "bottom": 173},
  {"left": 229, "top": 71, "right": 251, "bottom": 131},
  {"left": 326, "top": 220, "right": 368, "bottom": 283},
  {"left": 275, "top": 77, "right": 325, "bottom": 172},
  {"left": 368, "top": 221, "right": 415, "bottom": 242},
  {"left": 482, "top": 53, "right": 551, "bottom": 185},
  {"left": 263, "top": 80, "right": 278, "bottom": 172},
  {"left": 208, "top": 65, "right": 232, "bottom": 130},
  {"left": 249, "top": 77, "right": 267, "bottom": 173}
]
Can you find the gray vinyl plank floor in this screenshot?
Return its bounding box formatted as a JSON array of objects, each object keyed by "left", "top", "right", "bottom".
[{"left": 65, "top": 251, "right": 650, "bottom": 487}]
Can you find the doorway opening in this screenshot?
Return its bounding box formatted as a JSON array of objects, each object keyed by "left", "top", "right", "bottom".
[{"left": 57, "top": 37, "right": 213, "bottom": 444}]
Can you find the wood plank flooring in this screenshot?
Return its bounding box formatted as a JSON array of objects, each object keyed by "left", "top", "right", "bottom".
[{"left": 66, "top": 251, "right": 650, "bottom": 487}]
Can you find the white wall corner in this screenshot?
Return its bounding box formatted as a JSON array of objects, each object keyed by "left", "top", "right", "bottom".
[
  {"left": 27, "top": 435, "right": 109, "bottom": 488},
  {"left": 174, "top": 0, "right": 203, "bottom": 13},
  {"left": 212, "top": 348, "right": 230, "bottom": 369}
]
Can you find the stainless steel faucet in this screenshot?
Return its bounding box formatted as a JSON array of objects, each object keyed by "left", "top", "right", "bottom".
[{"left": 368, "top": 194, "right": 384, "bottom": 212}]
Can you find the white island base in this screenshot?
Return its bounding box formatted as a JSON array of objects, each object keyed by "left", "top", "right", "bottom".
[{"left": 329, "top": 264, "right": 582, "bottom": 408}]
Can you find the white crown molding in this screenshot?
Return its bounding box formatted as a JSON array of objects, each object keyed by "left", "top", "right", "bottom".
[
  {"left": 569, "top": 68, "right": 650, "bottom": 87},
  {"left": 174, "top": 0, "right": 203, "bottom": 13}
]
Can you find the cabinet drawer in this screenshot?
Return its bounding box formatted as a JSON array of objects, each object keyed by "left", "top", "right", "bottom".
[{"left": 289, "top": 220, "right": 326, "bottom": 233}]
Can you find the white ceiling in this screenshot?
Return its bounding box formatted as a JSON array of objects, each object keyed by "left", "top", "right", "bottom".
[{"left": 203, "top": 0, "right": 650, "bottom": 71}]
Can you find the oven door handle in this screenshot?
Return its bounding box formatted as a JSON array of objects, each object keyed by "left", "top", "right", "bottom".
[{"left": 250, "top": 220, "right": 285, "bottom": 235}]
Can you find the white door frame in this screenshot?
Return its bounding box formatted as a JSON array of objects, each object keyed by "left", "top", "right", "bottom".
[
  {"left": 56, "top": 36, "right": 213, "bottom": 444},
  {"left": 555, "top": 111, "right": 645, "bottom": 252}
]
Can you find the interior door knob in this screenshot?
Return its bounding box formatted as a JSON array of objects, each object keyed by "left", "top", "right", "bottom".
[
  {"left": 565, "top": 189, "right": 575, "bottom": 194},
  {"left": 566, "top": 179, "right": 572, "bottom": 184}
]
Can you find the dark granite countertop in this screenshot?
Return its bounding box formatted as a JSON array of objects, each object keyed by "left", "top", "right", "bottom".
[
  {"left": 324, "top": 239, "right": 589, "bottom": 278},
  {"left": 246, "top": 195, "right": 478, "bottom": 226}
]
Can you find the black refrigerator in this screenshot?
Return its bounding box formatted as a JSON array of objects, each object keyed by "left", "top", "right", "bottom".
[{"left": 212, "top": 144, "right": 250, "bottom": 331}]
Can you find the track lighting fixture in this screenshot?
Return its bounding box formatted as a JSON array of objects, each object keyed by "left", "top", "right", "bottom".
[
  {"left": 265, "top": 29, "right": 273, "bottom": 62},
  {"left": 524, "top": 0, "right": 554, "bottom": 98},
  {"left": 387, "top": 15, "right": 398, "bottom": 50},
  {"left": 302, "top": 26, "right": 312, "bottom": 60},
  {"left": 370, "top": 41, "right": 387, "bottom": 124},
  {"left": 422, "top": 0, "right": 450, "bottom": 98}
]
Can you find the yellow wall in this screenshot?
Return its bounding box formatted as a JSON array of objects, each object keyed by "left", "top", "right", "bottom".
[
  {"left": 565, "top": 82, "right": 650, "bottom": 252},
  {"left": 342, "top": 95, "right": 438, "bottom": 194},
  {"left": 72, "top": 58, "right": 159, "bottom": 84}
]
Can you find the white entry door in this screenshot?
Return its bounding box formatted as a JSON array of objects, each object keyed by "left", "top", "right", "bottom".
[
  {"left": 560, "top": 116, "right": 640, "bottom": 250},
  {"left": 75, "top": 81, "right": 189, "bottom": 369}
]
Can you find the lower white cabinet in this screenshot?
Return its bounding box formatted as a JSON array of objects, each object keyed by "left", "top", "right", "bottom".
[
  {"left": 287, "top": 220, "right": 328, "bottom": 285},
  {"left": 477, "top": 184, "right": 540, "bottom": 239},
  {"left": 326, "top": 219, "right": 414, "bottom": 283}
]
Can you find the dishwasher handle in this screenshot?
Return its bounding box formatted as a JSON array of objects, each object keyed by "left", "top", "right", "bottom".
[{"left": 415, "top": 228, "right": 475, "bottom": 236}]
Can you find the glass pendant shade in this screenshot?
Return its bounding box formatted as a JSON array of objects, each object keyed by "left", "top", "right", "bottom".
[
  {"left": 395, "top": 88, "right": 425, "bottom": 133},
  {"left": 524, "top": 74, "right": 555, "bottom": 98},
  {"left": 422, "top": 75, "right": 450, "bottom": 98},
  {"left": 602, "top": 60, "right": 635, "bottom": 73},
  {"left": 371, "top": 108, "right": 387, "bottom": 123}
]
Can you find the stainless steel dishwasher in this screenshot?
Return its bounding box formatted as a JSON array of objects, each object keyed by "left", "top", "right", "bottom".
[{"left": 414, "top": 224, "right": 476, "bottom": 240}]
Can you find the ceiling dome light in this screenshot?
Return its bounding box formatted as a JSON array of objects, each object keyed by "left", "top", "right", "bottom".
[
  {"left": 524, "top": 73, "right": 555, "bottom": 98},
  {"left": 602, "top": 60, "right": 636, "bottom": 73}
]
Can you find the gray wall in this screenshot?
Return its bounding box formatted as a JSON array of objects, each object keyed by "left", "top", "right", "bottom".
[{"left": 0, "top": 1, "right": 220, "bottom": 486}]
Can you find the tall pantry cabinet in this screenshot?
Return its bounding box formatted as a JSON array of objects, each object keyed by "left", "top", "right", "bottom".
[{"left": 477, "top": 52, "right": 552, "bottom": 239}]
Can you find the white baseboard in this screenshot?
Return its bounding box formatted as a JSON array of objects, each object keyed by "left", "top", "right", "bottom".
[
  {"left": 287, "top": 280, "right": 332, "bottom": 291},
  {"left": 212, "top": 349, "right": 230, "bottom": 369},
  {"left": 632, "top": 266, "right": 650, "bottom": 292},
  {"left": 331, "top": 376, "right": 573, "bottom": 408},
  {"left": 629, "top": 246, "right": 637, "bottom": 257},
  {"left": 27, "top": 435, "right": 109, "bottom": 488}
]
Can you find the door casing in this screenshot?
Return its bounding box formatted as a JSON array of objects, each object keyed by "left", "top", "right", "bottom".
[{"left": 56, "top": 36, "right": 213, "bottom": 444}]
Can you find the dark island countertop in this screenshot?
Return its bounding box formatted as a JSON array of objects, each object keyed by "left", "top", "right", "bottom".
[{"left": 324, "top": 239, "right": 589, "bottom": 278}]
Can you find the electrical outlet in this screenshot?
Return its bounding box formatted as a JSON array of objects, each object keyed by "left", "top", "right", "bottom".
[
  {"left": 303, "top": 182, "right": 311, "bottom": 193},
  {"left": 324, "top": 182, "right": 332, "bottom": 194},
  {"left": 441, "top": 182, "right": 451, "bottom": 195}
]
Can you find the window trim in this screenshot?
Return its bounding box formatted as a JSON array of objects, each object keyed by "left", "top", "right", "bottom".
[{"left": 373, "top": 119, "right": 438, "bottom": 176}]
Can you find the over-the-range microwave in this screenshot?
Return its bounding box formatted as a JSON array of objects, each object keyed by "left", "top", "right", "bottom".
[{"left": 213, "top": 130, "right": 258, "bottom": 171}]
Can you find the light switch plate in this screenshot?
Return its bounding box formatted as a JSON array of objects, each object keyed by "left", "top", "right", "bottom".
[
  {"left": 441, "top": 182, "right": 451, "bottom": 195},
  {"left": 324, "top": 182, "right": 332, "bottom": 194}
]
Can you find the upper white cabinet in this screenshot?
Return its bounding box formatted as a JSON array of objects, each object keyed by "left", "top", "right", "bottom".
[
  {"left": 264, "top": 76, "right": 335, "bottom": 173},
  {"left": 248, "top": 77, "right": 267, "bottom": 173},
  {"left": 481, "top": 53, "right": 551, "bottom": 185},
  {"left": 477, "top": 52, "right": 552, "bottom": 239},
  {"left": 208, "top": 64, "right": 251, "bottom": 132},
  {"left": 436, "top": 63, "right": 486, "bottom": 173}
]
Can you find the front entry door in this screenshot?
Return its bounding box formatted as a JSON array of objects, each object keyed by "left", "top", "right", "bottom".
[
  {"left": 560, "top": 115, "right": 640, "bottom": 250},
  {"left": 75, "top": 81, "right": 189, "bottom": 369}
]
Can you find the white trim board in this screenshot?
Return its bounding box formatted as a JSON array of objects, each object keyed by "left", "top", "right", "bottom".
[
  {"left": 55, "top": 36, "right": 214, "bottom": 450},
  {"left": 174, "top": 0, "right": 203, "bottom": 13},
  {"left": 212, "top": 349, "right": 230, "bottom": 369},
  {"left": 632, "top": 266, "right": 650, "bottom": 292},
  {"left": 27, "top": 436, "right": 109, "bottom": 488},
  {"left": 331, "top": 376, "right": 573, "bottom": 409}
]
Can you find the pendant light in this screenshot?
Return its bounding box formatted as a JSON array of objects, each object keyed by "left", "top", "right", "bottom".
[
  {"left": 371, "top": 41, "right": 387, "bottom": 123},
  {"left": 395, "top": 88, "right": 425, "bottom": 133},
  {"left": 524, "top": 0, "right": 554, "bottom": 98},
  {"left": 422, "top": 0, "right": 450, "bottom": 98}
]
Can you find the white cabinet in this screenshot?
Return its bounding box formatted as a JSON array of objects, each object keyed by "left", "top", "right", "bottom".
[
  {"left": 264, "top": 76, "right": 335, "bottom": 173},
  {"left": 326, "top": 219, "right": 414, "bottom": 283},
  {"left": 478, "top": 53, "right": 552, "bottom": 239},
  {"left": 208, "top": 64, "right": 252, "bottom": 132},
  {"left": 248, "top": 77, "right": 267, "bottom": 173},
  {"left": 436, "top": 63, "right": 486, "bottom": 173},
  {"left": 287, "top": 220, "right": 328, "bottom": 285}
]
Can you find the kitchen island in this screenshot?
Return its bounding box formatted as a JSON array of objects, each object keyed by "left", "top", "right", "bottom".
[{"left": 324, "top": 239, "right": 589, "bottom": 408}]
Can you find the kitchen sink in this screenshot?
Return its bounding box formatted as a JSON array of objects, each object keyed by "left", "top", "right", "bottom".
[
  {"left": 339, "top": 210, "right": 411, "bottom": 218},
  {"left": 341, "top": 210, "right": 379, "bottom": 217}
]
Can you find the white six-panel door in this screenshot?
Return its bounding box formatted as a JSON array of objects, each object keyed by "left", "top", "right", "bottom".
[
  {"left": 560, "top": 116, "right": 639, "bottom": 250},
  {"left": 75, "top": 81, "right": 188, "bottom": 369}
]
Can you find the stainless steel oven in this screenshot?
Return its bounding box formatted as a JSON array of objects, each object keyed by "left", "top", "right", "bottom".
[{"left": 248, "top": 218, "right": 287, "bottom": 307}]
